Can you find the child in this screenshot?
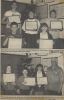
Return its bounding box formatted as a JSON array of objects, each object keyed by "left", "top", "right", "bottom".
[
  {"left": 2, "top": 66, "right": 16, "bottom": 95},
  {"left": 16, "top": 68, "right": 31, "bottom": 95},
  {"left": 33, "top": 64, "right": 46, "bottom": 95},
  {"left": 39, "top": 23, "right": 53, "bottom": 40},
  {"left": 22, "top": 11, "right": 40, "bottom": 48},
  {"left": 2, "top": 22, "right": 22, "bottom": 48}
]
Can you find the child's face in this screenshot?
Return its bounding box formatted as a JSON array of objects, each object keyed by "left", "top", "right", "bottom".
[
  {"left": 50, "top": 12, "right": 56, "bottom": 18},
  {"left": 23, "top": 70, "right": 28, "bottom": 77},
  {"left": 6, "top": 66, "right": 11, "bottom": 73},
  {"left": 11, "top": 2, "right": 17, "bottom": 11},
  {"left": 11, "top": 25, "right": 18, "bottom": 34},
  {"left": 41, "top": 26, "right": 47, "bottom": 32},
  {"left": 29, "top": 12, "right": 34, "bottom": 19},
  {"left": 38, "top": 66, "right": 42, "bottom": 71}
]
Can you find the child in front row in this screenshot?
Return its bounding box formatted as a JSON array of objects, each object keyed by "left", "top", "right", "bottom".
[
  {"left": 39, "top": 23, "right": 53, "bottom": 40},
  {"left": 2, "top": 22, "right": 22, "bottom": 48}
]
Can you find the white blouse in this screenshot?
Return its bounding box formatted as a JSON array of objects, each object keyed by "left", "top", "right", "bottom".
[{"left": 40, "top": 32, "right": 48, "bottom": 39}]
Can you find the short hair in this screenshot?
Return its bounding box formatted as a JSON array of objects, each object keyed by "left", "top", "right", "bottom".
[
  {"left": 39, "top": 23, "right": 49, "bottom": 32},
  {"left": 50, "top": 9, "right": 56, "bottom": 16},
  {"left": 10, "top": 22, "right": 18, "bottom": 27},
  {"left": 41, "top": 23, "right": 48, "bottom": 28}
]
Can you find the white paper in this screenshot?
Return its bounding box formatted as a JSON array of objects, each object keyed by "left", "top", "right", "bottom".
[
  {"left": 3, "top": 74, "right": 15, "bottom": 83},
  {"left": 25, "top": 21, "right": 37, "bottom": 30},
  {"left": 8, "top": 38, "right": 22, "bottom": 49},
  {"left": 51, "top": 21, "right": 63, "bottom": 30},
  {"left": 24, "top": 78, "right": 36, "bottom": 86},
  {"left": 39, "top": 39, "right": 53, "bottom": 49},
  {"left": 9, "top": 16, "right": 20, "bottom": 23},
  {"left": 37, "top": 77, "right": 47, "bottom": 85}
]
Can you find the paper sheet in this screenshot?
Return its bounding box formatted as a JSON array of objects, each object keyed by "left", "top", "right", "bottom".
[
  {"left": 9, "top": 16, "right": 20, "bottom": 23},
  {"left": 8, "top": 38, "right": 22, "bottom": 49},
  {"left": 25, "top": 21, "right": 38, "bottom": 30},
  {"left": 39, "top": 40, "right": 53, "bottom": 49},
  {"left": 3, "top": 74, "right": 15, "bottom": 83},
  {"left": 37, "top": 77, "right": 47, "bottom": 85},
  {"left": 24, "top": 78, "right": 36, "bottom": 86}
]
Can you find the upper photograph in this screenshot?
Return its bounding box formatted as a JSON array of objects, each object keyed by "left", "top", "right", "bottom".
[{"left": 1, "top": 0, "right": 64, "bottom": 49}]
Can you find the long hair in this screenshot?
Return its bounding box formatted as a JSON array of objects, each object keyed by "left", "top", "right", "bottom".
[
  {"left": 39, "top": 23, "right": 53, "bottom": 39},
  {"left": 35, "top": 64, "right": 46, "bottom": 77}
]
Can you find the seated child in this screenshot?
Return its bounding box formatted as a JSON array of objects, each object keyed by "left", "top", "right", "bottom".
[
  {"left": 2, "top": 22, "right": 22, "bottom": 48},
  {"left": 16, "top": 68, "right": 32, "bottom": 95},
  {"left": 2, "top": 66, "right": 16, "bottom": 95},
  {"left": 39, "top": 23, "right": 53, "bottom": 40}
]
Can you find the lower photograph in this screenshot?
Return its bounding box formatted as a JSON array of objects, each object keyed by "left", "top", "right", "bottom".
[{"left": 1, "top": 50, "right": 64, "bottom": 96}]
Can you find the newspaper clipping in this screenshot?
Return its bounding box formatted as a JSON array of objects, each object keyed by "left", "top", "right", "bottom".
[{"left": 1, "top": 0, "right": 64, "bottom": 100}]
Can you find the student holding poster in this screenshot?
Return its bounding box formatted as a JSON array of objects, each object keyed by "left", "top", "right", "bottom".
[
  {"left": 22, "top": 11, "right": 40, "bottom": 48},
  {"left": 16, "top": 69, "right": 32, "bottom": 95},
  {"left": 2, "top": 22, "right": 22, "bottom": 48},
  {"left": 2, "top": 66, "right": 16, "bottom": 95},
  {"left": 33, "top": 64, "right": 47, "bottom": 95},
  {"left": 2, "top": 1, "right": 21, "bottom": 28}
]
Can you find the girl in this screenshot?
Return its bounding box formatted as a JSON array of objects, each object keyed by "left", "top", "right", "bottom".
[
  {"left": 16, "top": 68, "right": 31, "bottom": 95},
  {"left": 33, "top": 64, "right": 46, "bottom": 95},
  {"left": 3, "top": 66, "right": 16, "bottom": 95},
  {"left": 39, "top": 23, "right": 53, "bottom": 40}
]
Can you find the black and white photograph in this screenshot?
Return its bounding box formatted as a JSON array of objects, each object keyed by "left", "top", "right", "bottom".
[
  {"left": 1, "top": 50, "right": 64, "bottom": 95},
  {"left": 1, "top": 0, "right": 64, "bottom": 49},
  {"left": 1, "top": 0, "right": 64, "bottom": 99}
]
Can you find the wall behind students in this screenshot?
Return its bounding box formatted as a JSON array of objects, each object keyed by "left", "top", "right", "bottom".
[
  {"left": 1, "top": 54, "right": 41, "bottom": 75},
  {"left": 1, "top": 54, "right": 26, "bottom": 74}
]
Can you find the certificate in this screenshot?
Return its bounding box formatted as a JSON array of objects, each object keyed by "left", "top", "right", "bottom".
[
  {"left": 3, "top": 74, "right": 15, "bottom": 83},
  {"left": 24, "top": 77, "right": 36, "bottom": 86},
  {"left": 8, "top": 38, "right": 22, "bottom": 49},
  {"left": 9, "top": 15, "right": 20, "bottom": 23},
  {"left": 37, "top": 77, "right": 47, "bottom": 85},
  {"left": 25, "top": 21, "right": 38, "bottom": 31}
]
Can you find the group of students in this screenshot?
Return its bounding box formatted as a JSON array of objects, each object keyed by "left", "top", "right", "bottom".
[
  {"left": 2, "top": 1, "right": 53, "bottom": 48},
  {"left": 1, "top": 57, "right": 64, "bottom": 95}
]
